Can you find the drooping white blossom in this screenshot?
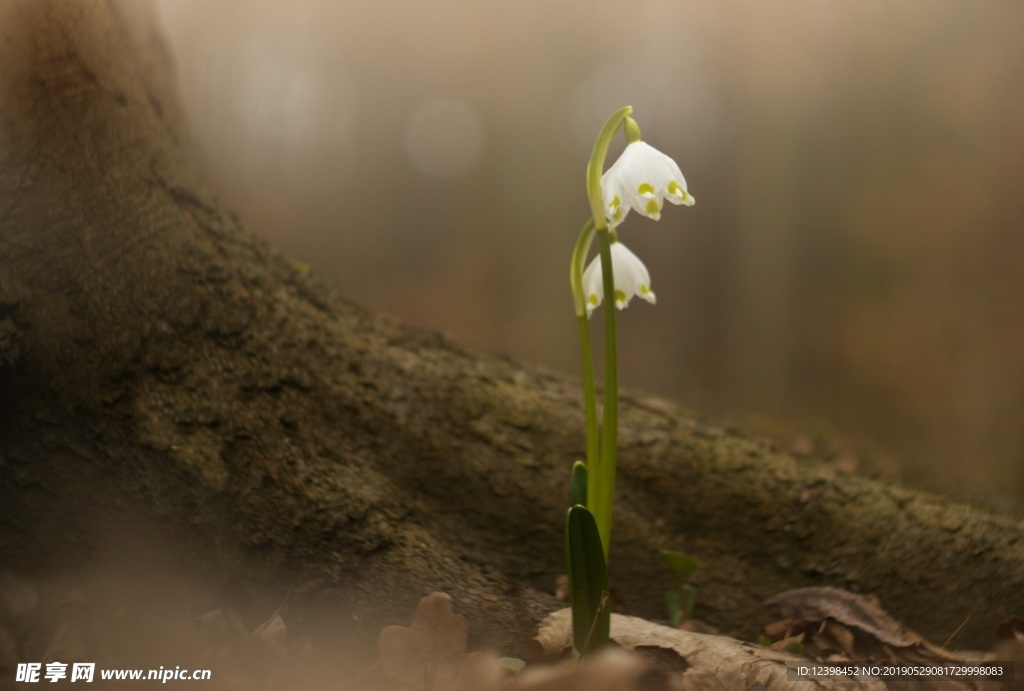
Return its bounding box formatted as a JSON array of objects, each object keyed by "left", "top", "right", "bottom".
[
  {"left": 582, "top": 241, "right": 656, "bottom": 317},
  {"left": 601, "top": 140, "right": 694, "bottom": 227}
]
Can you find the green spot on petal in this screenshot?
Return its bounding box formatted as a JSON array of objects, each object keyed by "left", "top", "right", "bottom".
[
  {"left": 668, "top": 181, "right": 682, "bottom": 196},
  {"left": 645, "top": 199, "right": 660, "bottom": 215},
  {"left": 637, "top": 182, "right": 655, "bottom": 197},
  {"left": 588, "top": 294, "right": 599, "bottom": 305},
  {"left": 614, "top": 289, "right": 627, "bottom": 303}
]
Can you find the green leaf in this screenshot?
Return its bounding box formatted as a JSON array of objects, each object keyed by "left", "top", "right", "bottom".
[
  {"left": 565, "top": 505, "right": 610, "bottom": 654},
  {"left": 784, "top": 640, "right": 804, "bottom": 655},
  {"left": 659, "top": 549, "right": 698, "bottom": 577},
  {"left": 570, "top": 461, "right": 588, "bottom": 507},
  {"left": 497, "top": 657, "right": 526, "bottom": 673}
]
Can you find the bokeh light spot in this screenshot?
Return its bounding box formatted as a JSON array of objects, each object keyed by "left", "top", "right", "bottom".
[{"left": 405, "top": 99, "right": 486, "bottom": 179}]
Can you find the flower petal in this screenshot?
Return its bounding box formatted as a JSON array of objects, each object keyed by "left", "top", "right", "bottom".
[
  {"left": 600, "top": 140, "right": 694, "bottom": 225},
  {"left": 580, "top": 241, "right": 655, "bottom": 318}
]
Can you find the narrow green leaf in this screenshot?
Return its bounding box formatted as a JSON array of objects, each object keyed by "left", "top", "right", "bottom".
[
  {"left": 570, "top": 461, "right": 588, "bottom": 507},
  {"left": 659, "top": 549, "right": 698, "bottom": 577},
  {"left": 565, "top": 505, "right": 610, "bottom": 654}
]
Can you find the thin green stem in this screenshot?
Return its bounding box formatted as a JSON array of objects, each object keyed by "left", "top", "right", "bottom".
[
  {"left": 576, "top": 314, "right": 599, "bottom": 471},
  {"left": 570, "top": 219, "right": 597, "bottom": 318},
  {"left": 570, "top": 219, "right": 599, "bottom": 471},
  {"left": 586, "top": 106, "right": 632, "bottom": 230},
  {"left": 588, "top": 228, "right": 618, "bottom": 559}
]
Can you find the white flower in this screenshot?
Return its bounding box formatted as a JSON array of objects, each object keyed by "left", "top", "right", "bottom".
[
  {"left": 582, "top": 241, "right": 656, "bottom": 317},
  {"left": 601, "top": 140, "right": 695, "bottom": 227}
]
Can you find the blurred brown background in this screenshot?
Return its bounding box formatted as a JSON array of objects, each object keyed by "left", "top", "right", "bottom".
[{"left": 155, "top": 0, "right": 1024, "bottom": 512}]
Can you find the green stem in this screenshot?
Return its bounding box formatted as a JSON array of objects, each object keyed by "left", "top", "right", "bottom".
[
  {"left": 576, "top": 313, "right": 599, "bottom": 470},
  {"left": 570, "top": 219, "right": 599, "bottom": 469},
  {"left": 570, "top": 219, "right": 597, "bottom": 318},
  {"left": 589, "top": 228, "right": 618, "bottom": 559},
  {"left": 586, "top": 106, "right": 633, "bottom": 230}
]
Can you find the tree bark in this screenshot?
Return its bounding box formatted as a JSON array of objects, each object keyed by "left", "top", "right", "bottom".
[{"left": 1, "top": 0, "right": 1022, "bottom": 658}]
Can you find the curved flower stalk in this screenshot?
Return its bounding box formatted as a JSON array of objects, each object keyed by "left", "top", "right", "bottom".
[
  {"left": 601, "top": 140, "right": 695, "bottom": 228},
  {"left": 581, "top": 241, "right": 656, "bottom": 317}
]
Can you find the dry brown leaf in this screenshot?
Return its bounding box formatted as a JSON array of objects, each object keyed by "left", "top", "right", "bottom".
[
  {"left": 764, "top": 618, "right": 797, "bottom": 640},
  {"left": 766, "top": 587, "right": 970, "bottom": 664},
  {"left": 536, "top": 608, "right": 892, "bottom": 690},
  {"left": 555, "top": 575, "right": 569, "bottom": 602},
  {"left": 995, "top": 618, "right": 1024, "bottom": 642},
  {"left": 378, "top": 625, "right": 423, "bottom": 684},
  {"left": 378, "top": 592, "right": 478, "bottom": 691},
  {"left": 761, "top": 587, "right": 1001, "bottom": 690},
  {"left": 818, "top": 620, "right": 856, "bottom": 657},
  {"left": 453, "top": 651, "right": 504, "bottom": 691},
  {"left": 766, "top": 587, "right": 918, "bottom": 649},
  {"left": 411, "top": 592, "right": 468, "bottom": 658},
  {"left": 992, "top": 620, "right": 1024, "bottom": 690},
  {"left": 514, "top": 648, "right": 656, "bottom": 691},
  {"left": 676, "top": 619, "right": 720, "bottom": 635},
  {"left": 769, "top": 633, "right": 804, "bottom": 654}
]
